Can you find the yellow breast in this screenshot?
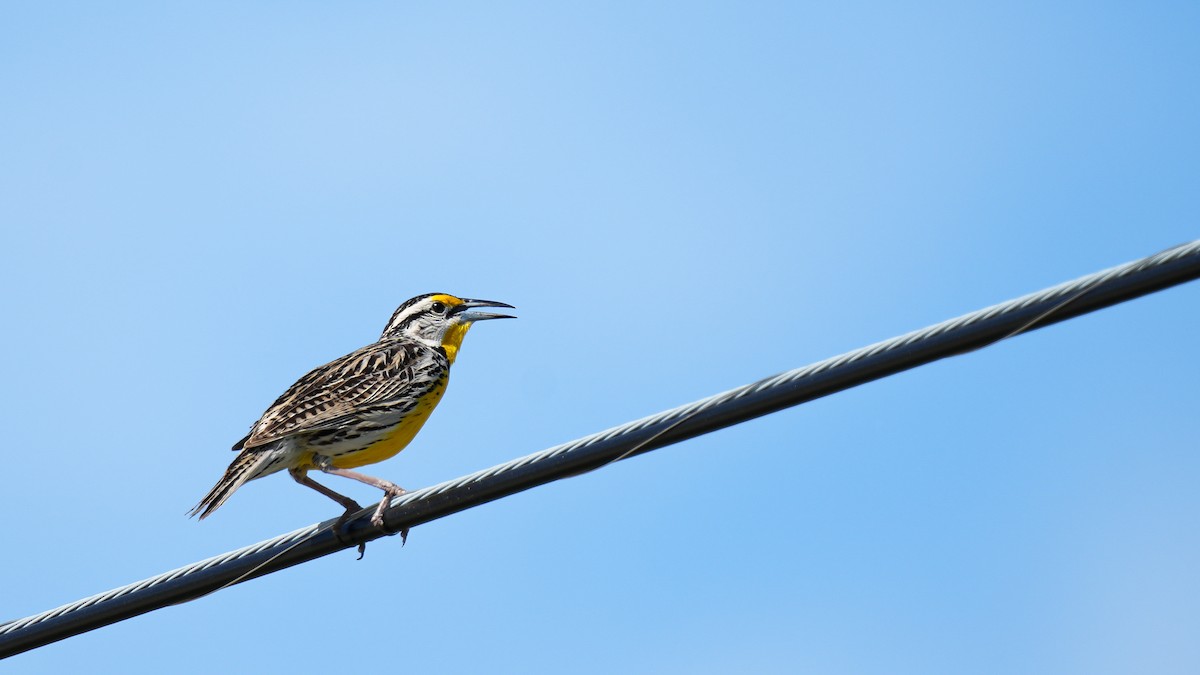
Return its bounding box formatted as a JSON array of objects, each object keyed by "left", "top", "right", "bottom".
[{"left": 329, "top": 376, "right": 448, "bottom": 469}]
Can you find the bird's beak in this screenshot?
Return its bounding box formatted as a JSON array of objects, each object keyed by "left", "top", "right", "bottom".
[{"left": 454, "top": 298, "right": 516, "bottom": 323}]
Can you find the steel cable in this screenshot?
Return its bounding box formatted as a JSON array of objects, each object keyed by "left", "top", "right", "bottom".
[{"left": 2, "top": 240, "right": 1198, "bottom": 659}]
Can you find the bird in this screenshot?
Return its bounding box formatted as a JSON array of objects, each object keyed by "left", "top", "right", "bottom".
[{"left": 189, "top": 293, "right": 515, "bottom": 537}]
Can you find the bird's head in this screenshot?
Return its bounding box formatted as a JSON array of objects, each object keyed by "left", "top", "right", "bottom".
[{"left": 381, "top": 293, "right": 515, "bottom": 363}]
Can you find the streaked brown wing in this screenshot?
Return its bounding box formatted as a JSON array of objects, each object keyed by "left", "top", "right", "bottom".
[{"left": 239, "top": 341, "right": 442, "bottom": 449}]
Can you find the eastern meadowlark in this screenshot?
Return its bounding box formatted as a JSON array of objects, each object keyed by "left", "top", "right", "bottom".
[{"left": 189, "top": 293, "right": 514, "bottom": 531}]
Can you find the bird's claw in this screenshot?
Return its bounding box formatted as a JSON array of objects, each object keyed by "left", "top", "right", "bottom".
[
  {"left": 370, "top": 509, "right": 411, "bottom": 545},
  {"left": 330, "top": 503, "right": 367, "bottom": 558}
]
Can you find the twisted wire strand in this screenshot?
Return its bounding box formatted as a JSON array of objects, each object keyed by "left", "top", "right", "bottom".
[
  {"left": 3, "top": 240, "right": 1198, "bottom": 658},
  {"left": 0, "top": 524, "right": 321, "bottom": 634}
]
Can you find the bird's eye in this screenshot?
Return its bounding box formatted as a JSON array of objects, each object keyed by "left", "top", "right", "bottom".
[{"left": 431, "top": 301, "right": 447, "bottom": 315}]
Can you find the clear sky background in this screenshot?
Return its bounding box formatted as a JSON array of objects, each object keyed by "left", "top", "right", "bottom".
[{"left": 2, "top": 2, "right": 1198, "bottom": 673}]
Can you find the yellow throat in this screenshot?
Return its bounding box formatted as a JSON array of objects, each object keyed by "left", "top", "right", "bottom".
[{"left": 440, "top": 321, "right": 472, "bottom": 364}]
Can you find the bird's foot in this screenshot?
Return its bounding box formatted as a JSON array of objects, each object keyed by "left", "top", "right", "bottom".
[
  {"left": 371, "top": 487, "right": 410, "bottom": 545},
  {"left": 333, "top": 501, "right": 364, "bottom": 533},
  {"left": 369, "top": 486, "right": 407, "bottom": 528},
  {"left": 330, "top": 502, "right": 368, "bottom": 559}
]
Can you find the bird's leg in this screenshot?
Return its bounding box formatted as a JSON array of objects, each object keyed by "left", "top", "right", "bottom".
[
  {"left": 315, "top": 465, "right": 408, "bottom": 536},
  {"left": 288, "top": 467, "right": 365, "bottom": 536}
]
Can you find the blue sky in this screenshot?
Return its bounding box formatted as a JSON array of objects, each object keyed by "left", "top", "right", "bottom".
[{"left": 2, "top": 2, "right": 1198, "bottom": 673}]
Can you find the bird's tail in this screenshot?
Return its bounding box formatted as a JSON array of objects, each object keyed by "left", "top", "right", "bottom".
[{"left": 188, "top": 450, "right": 272, "bottom": 520}]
